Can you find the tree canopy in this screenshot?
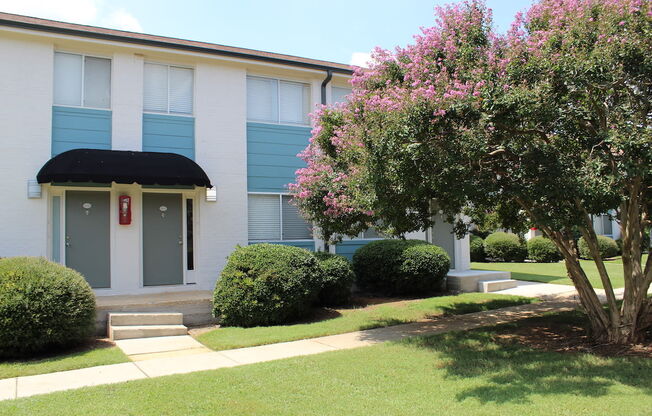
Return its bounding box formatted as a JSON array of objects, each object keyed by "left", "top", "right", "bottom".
[{"left": 291, "top": 0, "right": 652, "bottom": 343}]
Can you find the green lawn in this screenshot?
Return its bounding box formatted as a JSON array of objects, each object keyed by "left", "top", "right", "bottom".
[
  {"left": 196, "top": 293, "right": 534, "bottom": 351},
  {"left": 3, "top": 316, "right": 650, "bottom": 416},
  {"left": 0, "top": 343, "right": 128, "bottom": 380},
  {"left": 472, "top": 255, "right": 648, "bottom": 289}
]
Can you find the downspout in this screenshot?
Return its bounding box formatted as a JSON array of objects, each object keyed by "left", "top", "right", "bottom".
[
  {"left": 320, "top": 69, "right": 333, "bottom": 105},
  {"left": 320, "top": 69, "right": 333, "bottom": 253}
]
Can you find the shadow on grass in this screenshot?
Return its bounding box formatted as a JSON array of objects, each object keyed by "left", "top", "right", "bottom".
[
  {"left": 438, "top": 298, "right": 535, "bottom": 316},
  {"left": 392, "top": 313, "right": 652, "bottom": 404}
]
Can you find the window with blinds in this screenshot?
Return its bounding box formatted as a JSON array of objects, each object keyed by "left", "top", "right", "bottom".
[
  {"left": 248, "top": 194, "right": 312, "bottom": 241},
  {"left": 247, "top": 76, "right": 310, "bottom": 125},
  {"left": 144, "top": 63, "right": 193, "bottom": 114},
  {"left": 54, "top": 52, "right": 111, "bottom": 108},
  {"left": 331, "top": 86, "right": 352, "bottom": 104}
]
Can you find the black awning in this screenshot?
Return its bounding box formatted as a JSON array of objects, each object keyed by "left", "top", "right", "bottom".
[{"left": 37, "top": 149, "right": 212, "bottom": 188}]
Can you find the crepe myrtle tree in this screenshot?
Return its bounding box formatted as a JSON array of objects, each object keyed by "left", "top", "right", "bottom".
[{"left": 290, "top": 0, "right": 652, "bottom": 344}]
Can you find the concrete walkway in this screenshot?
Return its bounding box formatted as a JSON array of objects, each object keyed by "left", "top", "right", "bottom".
[{"left": 0, "top": 300, "right": 575, "bottom": 401}]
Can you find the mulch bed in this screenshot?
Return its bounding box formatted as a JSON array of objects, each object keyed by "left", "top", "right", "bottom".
[{"left": 493, "top": 319, "right": 652, "bottom": 358}]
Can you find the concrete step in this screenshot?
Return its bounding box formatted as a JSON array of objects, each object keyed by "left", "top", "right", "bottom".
[
  {"left": 108, "top": 312, "right": 183, "bottom": 326},
  {"left": 478, "top": 279, "right": 519, "bottom": 293},
  {"left": 109, "top": 324, "right": 188, "bottom": 341}
]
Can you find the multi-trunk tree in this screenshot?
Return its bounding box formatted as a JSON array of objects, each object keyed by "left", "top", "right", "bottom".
[{"left": 291, "top": 0, "right": 651, "bottom": 344}]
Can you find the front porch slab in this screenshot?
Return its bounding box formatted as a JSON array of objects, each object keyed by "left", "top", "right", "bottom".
[{"left": 96, "top": 290, "right": 214, "bottom": 333}]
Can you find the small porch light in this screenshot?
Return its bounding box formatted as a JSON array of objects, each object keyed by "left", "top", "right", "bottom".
[
  {"left": 27, "top": 179, "right": 42, "bottom": 199},
  {"left": 206, "top": 186, "right": 217, "bottom": 202}
]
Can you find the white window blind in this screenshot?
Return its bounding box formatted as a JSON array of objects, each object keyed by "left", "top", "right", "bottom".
[
  {"left": 169, "top": 67, "right": 193, "bottom": 114},
  {"left": 83, "top": 57, "right": 111, "bottom": 108},
  {"left": 144, "top": 63, "right": 168, "bottom": 112},
  {"left": 247, "top": 76, "right": 310, "bottom": 125},
  {"left": 331, "top": 86, "right": 352, "bottom": 104},
  {"left": 362, "top": 227, "right": 382, "bottom": 239},
  {"left": 279, "top": 81, "right": 310, "bottom": 125},
  {"left": 248, "top": 194, "right": 281, "bottom": 240},
  {"left": 54, "top": 53, "right": 82, "bottom": 106},
  {"left": 282, "top": 195, "right": 312, "bottom": 239},
  {"left": 54, "top": 52, "right": 111, "bottom": 108},
  {"left": 144, "top": 63, "right": 193, "bottom": 114},
  {"left": 247, "top": 76, "right": 278, "bottom": 123}
]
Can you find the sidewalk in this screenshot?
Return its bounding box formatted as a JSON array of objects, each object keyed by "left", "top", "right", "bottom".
[{"left": 0, "top": 300, "right": 575, "bottom": 401}]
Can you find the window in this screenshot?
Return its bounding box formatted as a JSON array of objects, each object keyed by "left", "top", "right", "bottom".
[
  {"left": 593, "top": 214, "right": 613, "bottom": 237},
  {"left": 144, "top": 63, "right": 193, "bottom": 114},
  {"left": 54, "top": 52, "right": 111, "bottom": 108},
  {"left": 247, "top": 76, "right": 310, "bottom": 125},
  {"left": 331, "top": 86, "right": 352, "bottom": 104},
  {"left": 248, "top": 194, "right": 312, "bottom": 240}
]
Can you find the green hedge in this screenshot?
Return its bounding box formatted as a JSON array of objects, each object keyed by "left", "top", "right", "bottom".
[
  {"left": 212, "top": 244, "right": 322, "bottom": 327},
  {"left": 352, "top": 239, "right": 450, "bottom": 296},
  {"left": 314, "top": 252, "right": 355, "bottom": 306},
  {"left": 470, "top": 235, "right": 486, "bottom": 262},
  {"left": 526, "top": 236, "right": 561, "bottom": 263},
  {"left": 0, "top": 257, "right": 96, "bottom": 358},
  {"left": 484, "top": 232, "right": 527, "bottom": 262},
  {"left": 578, "top": 235, "right": 619, "bottom": 260}
]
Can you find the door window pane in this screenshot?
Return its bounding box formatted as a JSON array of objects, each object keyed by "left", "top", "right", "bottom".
[
  {"left": 282, "top": 195, "right": 312, "bottom": 240},
  {"left": 83, "top": 57, "right": 111, "bottom": 108},
  {"left": 54, "top": 52, "right": 82, "bottom": 106}
]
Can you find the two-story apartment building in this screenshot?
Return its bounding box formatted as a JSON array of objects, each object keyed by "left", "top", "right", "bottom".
[{"left": 0, "top": 12, "right": 471, "bottom": 304}]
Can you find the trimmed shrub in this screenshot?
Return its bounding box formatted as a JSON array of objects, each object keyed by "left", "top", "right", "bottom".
[
  {"left": 527, "top": 236, "right": 561, "bottom": 263},
  {"left": 213, "top": 244, "right": 322, "bottom": 327},
  {"left": 484, "top": 232, "right": 527, "bottom": 262},
  {"left": 0, "top": 257, "right": 96, "bottom": 358},
  {"left": 470, "top": 235, "right": 486, "bottom": 262},
  {"left": 314, "top": 252, "right": 355, "bottom": 306},
  {"left": 352, "top": 239, "right": 450, "bottom": 296},
  {"left": 578, "top": 235, "right": 619, "bottom": 259}
]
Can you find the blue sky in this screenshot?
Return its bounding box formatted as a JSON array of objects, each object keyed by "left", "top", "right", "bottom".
[{"left": 0, "top": 0, "right": 533, "bottom": 65}]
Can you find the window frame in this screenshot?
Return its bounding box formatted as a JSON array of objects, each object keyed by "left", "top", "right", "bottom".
[
  {"left": 331, "top": 85, "right": 352, "bottom": 105},
  {"left": 247, "top": 192, "right": 314, "bottom": 242},
  {"left": 246, "top": 75, "right": 311, "bottom": 127},
  {"left": 143, "top": 61, "right": 195, "bottom": 116},
  {"left": 53, "top": 51, "right": 112, "bottom": 110}
]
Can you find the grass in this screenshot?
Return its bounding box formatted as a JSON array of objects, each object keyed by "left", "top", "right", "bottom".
[
  {"left": 472, "top": 254, "right": 648, "bottom": 289},
  {"left": 3, "top": 315, "right": 650, "bottom": 416},
  {"left": 0, "top": 342, "right": 129, "bottom": 380},
  {"left": 196, "top": 293, "right": 534, "bottom": 351}
]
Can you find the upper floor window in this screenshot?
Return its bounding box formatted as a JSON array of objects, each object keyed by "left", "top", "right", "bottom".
[
  {"left": 144, "top": 63, "right": 193, "bottom": 115},
  {"left": 248, "top": 194, "right": 312, "bottom": 241},
  {"left": 331, "top": 86, "right": 352, "bottom": 105},
  {"left": 247, "top": 76, "right": 310, "bottom": 125},
  {"left": 54, "top": 52, "right": 111, "bottom": 109}
]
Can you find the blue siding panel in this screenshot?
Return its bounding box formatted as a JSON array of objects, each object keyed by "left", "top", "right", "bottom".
[
  {"left": 143, "top": 113, "right": 195, "bottom": 160},
  {"left": 51, "top": 106, "right": 112, "bottom": 156},
  {"left": 335, "top": 239, "right": 377, "bottom": 260},
  {"left": 247, "top": 122, "right": 311, "bottom": 192},
  {"left": 249, "top": 241, "right": 316, "bottom": 251}
]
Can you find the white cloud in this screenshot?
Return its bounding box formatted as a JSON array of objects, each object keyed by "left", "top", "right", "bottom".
[
  {"left": 349, "top": 52, "right": 372, "bottom": 68},
  {"left": 101, "top": 9, "right": 143, "bottom": 32},
  {"left": 0, "top": 0, "right": 143, "bottom": 32}
]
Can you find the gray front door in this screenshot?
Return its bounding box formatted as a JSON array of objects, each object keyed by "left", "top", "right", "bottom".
[
  {"left": 143, "top": 193, "right": 183, "bottom": 286},
  {"left": 65, "top": 191, "right": 111, "bottom": 288}
]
